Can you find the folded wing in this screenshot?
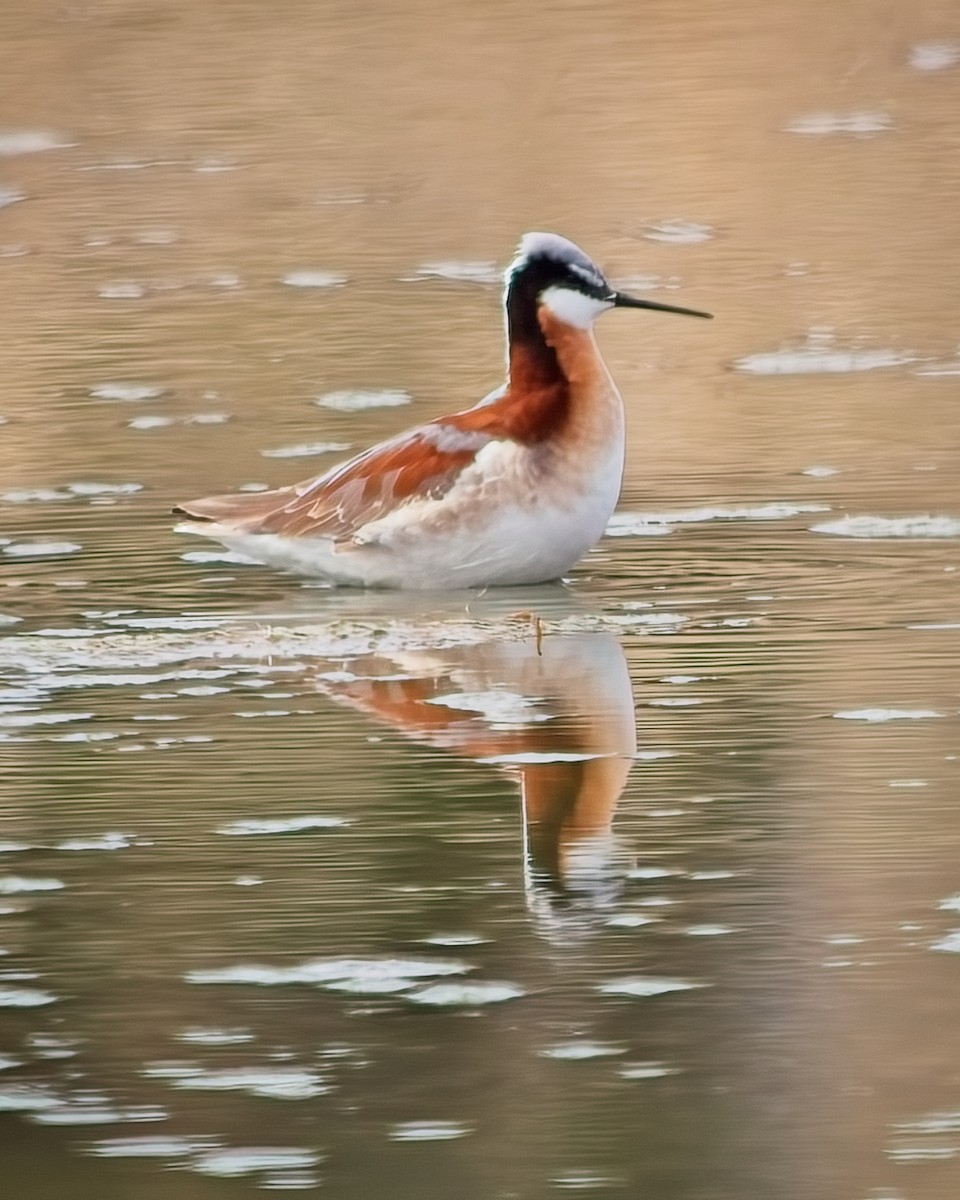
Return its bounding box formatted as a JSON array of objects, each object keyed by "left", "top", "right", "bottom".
[{"left": 173, "top": 420, "right": 494, "bottom": 543}]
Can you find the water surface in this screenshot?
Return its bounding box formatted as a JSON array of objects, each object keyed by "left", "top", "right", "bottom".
[{"left": 2, "top": 1, "right": 960, "bottom": 1198}]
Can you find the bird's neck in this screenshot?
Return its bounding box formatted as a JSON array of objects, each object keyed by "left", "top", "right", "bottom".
[{"left": 507, "top": 300, "right": 613, "bottom": 399}]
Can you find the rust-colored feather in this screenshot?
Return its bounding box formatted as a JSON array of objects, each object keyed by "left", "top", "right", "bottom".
[{"left": 174, "top": 422, "right": 492, "bottom": 542}]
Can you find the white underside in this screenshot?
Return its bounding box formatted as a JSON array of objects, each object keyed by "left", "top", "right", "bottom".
[{"left": 177, "top": 438, "right": 624, "bottom": 589}]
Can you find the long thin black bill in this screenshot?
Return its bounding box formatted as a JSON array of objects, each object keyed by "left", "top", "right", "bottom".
[{"left": 613, "top": 291, "right": 713, "bottom": 319}]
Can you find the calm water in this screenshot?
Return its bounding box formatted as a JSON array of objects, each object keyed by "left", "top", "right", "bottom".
[{"left": 2, "top": 1, "right": 960, "bottom": 1197}]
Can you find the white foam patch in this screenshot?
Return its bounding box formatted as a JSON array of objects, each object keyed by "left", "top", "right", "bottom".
[
  {"left": 407, "top": 260, "right": 500, "bottom": 284},
  {"left": 832, "top": 708, "right": 943, "bottom": 722},
  {"left": 618, "top": 1062, "right": 680, "bottom": 1080},
  {"left": 811, "top": 515, "right": 960, "bottom": 538},
  {"left": 180, "top": 549, "right": 262, "bottom": 565},
  {"left": 186, "top": 955, "right": 470, "bottom": 987},
  {"left": 606, "top": 913, "right": 658, "bottom": 928},
  {"left": 606, "top": 502, "right": 828, "bottom": 536},
  {"left": 406, "top": 981, "right": 525, "bottom": 1006},
  {"left": 281, "top": 270, "right": 347, "bottom": 288},
  {"left": 0, "top": 986, "right": 58, "bottom": 1007},
  {"left": 784, "top": 110, "right": 892, "bottom": 134},
  {"left": 325, "top": 976, "right": 416, "bottom": 994},
  {"left": 90, "top": 383, "right": 166, "bottom": 402},
  {"left": 2, "top": 488, "right": 69, "bottom": 503},
  {"left": 909, "top": 41, "right": 960, "bottom": 70},
  {"left": 56, "top": 832, "right": 133, "bottom": 851},
  {"left": 192, "top": 1148, "right": 322, "bottom": 1178},
  {"left": 0, "top": 1085, "right": 62, "bottom": 1112},
  {"left": 642, "top": 220, "right": 713, "bottom": 244},
  {"left": 261, "top": 441, "right": 351, "bottom": 458},
  {"left": 176, "top": 1027, "right": 254, "bottom": 1045},
  {"left": 86, "top": 1135, "right": 214, "bottom": 1159},
  {"left": 0, "top": 876, "right": 65, "bottom": 893},
  {"left": 0, "top": 711, "right": 93, "bottom": 727},
  {"left": 603, "top": 516, "right": 672, "bottom": 537},
  {"left": 424, "top": 690, "right": 551, "bottom": 725},
  {"left": 628, "top": 866, "right": 676, "bottom": 880},
  {"left": 389, "top": 1122, "right": 472, "bottom": 1141},
  {"left": 68, "top": 481, "right": 142, "bottom": 496},
  {"left": 185, "top": 412, "right": 230, "bottom": 425},
  {"left": 147, "top": 1065, "right": 326, "bottom": 1100},
  {"left": 0, "top": 186, "right": 25, "bottom": 208},
  {"left": 735, "top": 334, "right": 912, "bottom": 374},
  {"left": 0, "top": 130, "right": 73, "bottom": 155},
  {"left": 894, "top": 1111, "right": 960, "bottom": 1134},
  {"left": 887, "top": 1146, "right": 960, "bottom": 1163},
  {"left": 98, "top": 283, "right": 146, "bottom": 300},
  {"left": 931, "top": 931, "right": 960, "bottom": 953},
  {"left": 597, "top": 976, "right": 707, "bottom": 998},
  {"left": 539, "top": 1042, "right": 626, "bottom": 1060},
  {"left": 127, "top": 415, "right": 174, "bottom": 430},
  {"left": 314, "top": 389, "right": 411, "bottom": 412},
  {"left": 3, "top": 541, "right": 82, "bottom": 558},
  {"left": 215, "top": 816, "right": 349, "bottom": 835}
]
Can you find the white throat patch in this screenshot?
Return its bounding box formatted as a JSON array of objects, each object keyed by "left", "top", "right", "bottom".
[{"left": 540, "top": 286, "right": 613, "bottom": 329}]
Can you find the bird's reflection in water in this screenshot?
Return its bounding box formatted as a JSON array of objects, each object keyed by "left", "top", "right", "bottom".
[{"left": 313, "top": 632, "right": 636, "bottom": 926}]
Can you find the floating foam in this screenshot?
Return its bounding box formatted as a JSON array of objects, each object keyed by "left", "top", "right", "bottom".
[
  {"left": 618, "top": 1062, "right": 679, "bottom": 1079},
  {"left": 735, "top": 336, "right": 911, "bottom": 374},
  {"left": 833, "top": 708, "right": 943, "bottom": 722},
  {"left": 0, "top": 130, "right": 73, "bottom": 155},
  {"left": 56, "top": 832, "right": 132, "bottom": 851},
  {"left": 909, "top": 41, "right": 960, "bottom": 70},
  {"left": 90, "top": 383, "right": 165, "bottom": 402},
  {"left": 784, "top": 111, "right": 892, "bottom": 135},
  {"left": 811, "top": 515, "right": 960, "bottom": 538},
  {"left": 127, "top": 416, "right": 174, "bottom": 430},
  {"left": 405, "top": 981, "right": 525, "bottom": 1006},
  {"left": 98, "top": 283, "right": 146, "bottom": 299},
  {"left": 261, "top": 441, "right": 351, "bottom": 458},
  {"left": 191, "top": 1147, "right": 322, "bottom": 1178},
  {"left": 539, "top": 1042, "right": 626, "bottom": 1060},
  {"left": 215, "top": 816, "right": 349, "bottom": 836},
  {"left": 641, "top": 220, "right": 713, "bottom": 244},
  {"left": 281, "top": 270, "right": 346, "bottom": 288},
  {"left": 314, "top": 389, "right": 411, "bottom": 411},
  {"left": 3, "top": 541, "right": 82, "bottom": 558},
  {"left": 0, "top": 986, "right": 58, "bottom": 1007},
  {"left": 425, "top": 690, "right": 551, "bottom": 725},
  {"left": 186, "top": 955, "right": 469, "bottom": 987},
  {"left": 597, "top": 976, "right": 706, "bottom": 998},
  {"left": 0, "top": 875, "right": 65, "bottom": 893},
  {"left": 389, "top": 1122, "right": 472, "bottom": 1141},
  {"left": 0, "top": 187, "right": 25, "bottom": 209},
  {"left": 607, "top": 502, "right": 828, "bottom": 536},
  {"left": 86, "top": 1135, "right": 213, "bottom": 1158},
  {"left": 152, "top": 1065, "right": 326, "bottom": 1100},
  {"left": 406, "top": 260, "right": 500, "bottom": 284}
]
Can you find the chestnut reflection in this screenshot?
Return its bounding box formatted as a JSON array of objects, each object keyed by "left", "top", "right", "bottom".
[{"left": 314, "top": 633, "right": 636, "bottom": 915}]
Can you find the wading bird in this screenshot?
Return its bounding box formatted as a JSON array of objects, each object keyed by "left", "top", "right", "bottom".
[{"left": 174, "top": 233, "right": 711, "bottom": 587}]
